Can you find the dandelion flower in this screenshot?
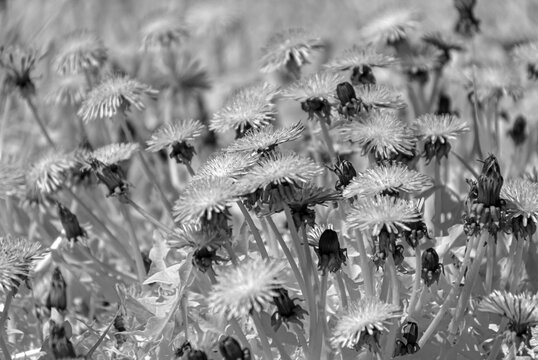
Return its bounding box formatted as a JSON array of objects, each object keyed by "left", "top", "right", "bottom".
[
  {"left": 140, "top": 11, "right": 189, "bottom": 51},
  {"left": 26, "top": 152, "right": 77, "bottom": 194},
  {"left": 454, "top": 0, "right": 480, "bottom": 38},
  {"left": 478, "top": 291, "right": 538, "bottom": 339},
  {"left": 325, "top": 45, "right": 397, "bottom": 72},
  {"left": 194, "top": 151, "right": 259, "bottom": 180},
  {"left": 502, "top": 178, "right": 538, "bottom": 237},
  {"left": 346, "top": 196, "right": 422, "bottom": 236},
  {"left": 167, "top": 222, "right": 225, "bottom": 250},
  {"left": 223, "top": 122, "right": 304, "bottom": 154},
  {"left": 359, "top": 8, "right": 420, "bottom": 45},
  {"left": 0, "top": 234, "right": 45, "bottom": 293},
  {"left": 331, "top": 297, "right": 400, "bottom": 352},
  {"left": 0, "top": 162, "right": 25, "bottom": 199},
  {"left": 78, "top": 74, "right": 158, "bottom": 122},
  {"left": 150, "top": 53, "right": 211, "bottom": 96},
  {"left": 0, "top": 45, "right": 37, "bottom": 96},
  {"left": 260, "top": 28, "right": 324, "bottom": 74},
  {"left": 53, "top": 30, "right": 107, "bottom": 75},
  {"left": 340, "top": 111, "right": 416, "bottom": 161},
  {"left": 46, "top": 74, "right": 88, "bottom": 106},
  {"left": 343, "top": 163, "right": 432, "bottom": 199},
  {"left": 173, "top": 176, "right": 241, "bottom": 224},
  {"left": 208, "top": 259, "right": 285, "bottom": 319},
  {"left": 464, "top": 65, "right": 523, "bottom": 102},
  {"left": 513, "top": 42, "right": 538, "bottom": 79},
  {"left": 147, "top": 120, "right": 204, "bottom": 164},
  {"left": 354, "top": 84, "right": 406, "bottom": 110},
  {"left": 85, "top": 143, "right": 139, "bottom": 167},
  {"left": 210, "top": 82, "right": 279, "bottom": 134}
]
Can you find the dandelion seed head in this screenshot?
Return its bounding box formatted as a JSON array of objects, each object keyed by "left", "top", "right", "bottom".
[
  {"left": 0, "top": 234, "right": 45, "bottom": 293},
  {"left": 46, "top": 74, "right": 88, "bottom": 106},
  {"left": 514, "top": 42, "right": 538, "bottom": 65},
  {"left": 414, "top": 114, "right": 469, "bottom": 144},
  {"left": 343, "top": 163, "right": 433, "bottom": 199},
  {"left": 147, "top": 120, "right": 205, "bottom": 153},
  {"left": 331, "top": 297, "right": 400, "bottom": 351},
  {"left": 53, "top": 30, "right": 107, "bottom": 75},
  {"left": 26, "top": 152, "right": 76, "bottom": 195},
  {"left": 78, "top": 74, "right": 158, "bottom": 122},
  {"left": 210, "top": 82, "right": 279, "bottom": 133},
  {"left": 208, "top": 259, "right": 286, "bottom": 319},
  {"left": 260, "top": 28, "right": 324, "bottom": 73},
  {"left": 478, "top": 291, "right": 538, "bottom": 335},
  {"left": 502, "top": 178, "right": 538, "bottom": 227},
  {"left": 359, "top": 8, "right": 420, "bottom": 45},
  {"left": 140, "top": 12, "right": 189, "bottom": 51},
  {"left": 223, "top": 122, "right": 304, "bottom": 154},
  {"left": 325, "top": 46, "right": 397, "bottom": 72},
  {"left": 284, "top": 71, "right": 342, "bottom": 103},
  {"left": 346, "top": 196, "right": 422, "bottom": 236},
  {"left": 194, "top": 151, "right": 259, "bottom": 180}
]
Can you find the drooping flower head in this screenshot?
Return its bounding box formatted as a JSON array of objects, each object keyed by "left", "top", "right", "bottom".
[
  {"left": 343, "top": 162, "right": 433, "bottom": 199},
  {"left": 260, "top": 28, "right": 324, "bottom": 77},
  {"left": 308, "top": 226, "right": 348, "bottom": 275},
  {"left": 87, "top": 158, "right": 130, "bottom": 199},
  {"left": 507, "top": 115, "right": 527, "bottom": 147},
  {"left": 53, "top": 30, "right": 107, "bottom": 75},
  {"left": 414, "top": 114, "right": 469, "bottom": 163},
  {"left": 0, "top": 234, "right": 45, "bottom": 293},
  {"left": 147, "top": 120, "right": 205, "bottom": 164},
  {"left": 78, "top": 74, "right": 158, "bottom": 122},
  {"left": 218, "top": 336, "right": 251, "bottom": 360},
  {"left": 57, "top": 203, "right": 87, "bottom": 242},
  {"left": 422, "top": 32, "right": 463, "bottom": 66},
  {"left": 0, "top": 45, "right": 37, "bottom": 96},
  {"left": 194, "top": 151, "right": 259, "bottom": 180},
  {"left": 210, "top": 82, "right": 279, "bottom": 135},
  {"left": 208, "top": 259, "right": 286, "bottom": 319},
  {"left": 358, "top": 8, "right": 420, "bottom": 46},
  {"left": 502, "top": 178, "right": 538, "bottom": 238},
  {"left": 140, "top": 11, "right": 189, "bottom": 51},
  {"left": 421, "top": 247, "right": 443, "bottom": 287},
  {"left": 46, "top": 267, "right": 67, "bottom": 311},
  {"left": 331, "top": 297, "right": 400, "bottom": 353}
]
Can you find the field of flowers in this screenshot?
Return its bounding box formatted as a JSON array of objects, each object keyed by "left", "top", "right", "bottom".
[{"left": 2, "top": 0, "right": 538, "bottom": 359}]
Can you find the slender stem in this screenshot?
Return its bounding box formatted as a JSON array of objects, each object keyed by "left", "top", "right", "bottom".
[
  {"left": 383, "top": 255, "right": 400, "bottom": 359},
  {"left": 185, "top": 163, "right": 195, "bottom": 177},
  {"left": 470, "top": 65, "right": 484, "bottom": 159},
  {"left": 0, "top": 334, "right": 10, "bottom": 360},
  {"left": 293, "top": 323, "right": 309, "bottom": 356},
  {"left": 434, "top": 160, "right": 442, "bottom": 236},
  {"left": 427, "top": 69, "right": 443, "bottom": 112},
  {"left": 485, "top": 237, "right": 495, "bottom": 294},
  {"left": 266, "top": 216, "right": 307, "bottom": 301},
  {"left": 118, "top": 113, "right": 174, "bottom": 218},
  {"left": 125, "top": 198, "right": 174, "bottom": 234},
  {"left": 318, "top": 115, "right": 337, "bottom": 163},
  {"left": 335, "top": 272, "right": 348, "bottom": 310},
  {"left": 224, "top": 243, "right": 238, "bottom": 266},
  {"left": 24, "top": 95, "right": 56, "bottom": 148},
  {"left": 312, "top": 274, "right": 328, "bottom": 360},
  {"left": 301, "top": 225, "right": 319, "bottom": 296},
  {"left": 0, "top": 95, "right": 12, "bottom": 160},
  {"left": 406, "top": 82, "right": 423, "bottom": 117},
  {"left": 251, "top": 312, "right": 274, "bottom": 360},
  {"left": 237, "top": 201, "right": 268, "bottom": 260},
  {"left": 452, "top": 152, "right": 479, "bottom": 179},
  {"left": 408, "top": 246, "right": 422, "bottom": 318},
  {"left": 0, "top": 290, "right": 13, "bottom": 360},
  {"left": 357, "top": 231, "right": 374, "bottom": 298},
  {"left": 486, "top": 318, "right": 508, "bottom": 360},
  {"left": 119, "top": 205, "right": 147, "bottom": 283},
  {"left": 510, "top": 235, "right": 525, "bottom": 291}
]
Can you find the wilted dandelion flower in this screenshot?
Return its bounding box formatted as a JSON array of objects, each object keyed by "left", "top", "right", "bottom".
[
  {"left": 340, "top": 110, "right": 416, "bottom": 161},
  {"left": 0, "top": 45, "right": 37, "bottom": 96},
  {"left": 331, "top": 297, "right": 400, "bottom": 352},
  {"left": 147, "top": 120, "right": 204, "bottom": 164},
  {"left": 208, "top": 259, "right": 285, "bottom": 319},
  {"left": 0, "top": 162, "right": 25, "bottom": 199},
  {"left": 210, "top": 82, "right": 279, "bottom": 134},
  {"left": 85, "top": 142, "right": 139, "bottom": 167},
  {"left": 46, "top": 74, "right": 88, "bottom": 106},
  {"left": 286, "top": 184, "right": 340, "bottom": 227},
  {"left": 354, "top": 84, "right": 407, "bottom": 111},
  {"left": 87, "top": 158, "right": 129, "bottom": 198},
  {"left": 78, "top": 74, "right": 158, "bottom": 122},
  {"left": 260, "top": 28, "right": 324, "bottom": 75},
  {"left": 343, "top": 163, "right": 433, "bottom": 199},
  {"left": 194, "top": 151, "right": 259, "bottom": 180},
  {"left": 57, "top": 203, "right": 87, "bottom": 242},
  {"left": 140, "top": 12, "right": 189, "bottom": 51},
  {"left": 0, "top": 234, "right": 45, "bottom": 293},
  {"left": 173, "top": 176, "right": 241, "bottom": 225},
  {"left": 271, "top": 287, "right": 308, "bottom": 331},
  {"left": 346, "top": 196, "right": 422, "bottom": 236},
  {"left": 502, "top": 178, "right": 538, "bottom": 238},
  {"left": 359, "top": 8, "right": 420, "bottom": 46},
  {"left": 26, "top": 152, "right": 77, "bottom": 194},
  {"left": 513, "top": 42, "right": 538, "bottom": 79},
  {"left": 325, "top": 45, "right": 397, "bottom": 73},
  {"left": 478, "top": 291, "right": 538, "bottom": 342},
  {"left": 414, "top": 114, "right": 469, "bottom": 163},
  {"left": 223, "top": 122, "right": 304, "bottom": 154},
  {"left": 53, "top": 30, "right": 107, "bottom": 75}
]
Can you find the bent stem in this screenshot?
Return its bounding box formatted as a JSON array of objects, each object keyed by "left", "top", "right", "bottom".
[
  {"left": 24, "top": 95, "right": 56, "bottom": 149},
  {"left": 119, "top": 204, "right": 147, "bottom": 283},
  {"left": 237, "top": 201, "right": 268, "bottom": 260},
  {"left": 0, "top": 290, "right": 13, "bottom": 360},
  {"left": 335, "top": 272, "right": 348, "bottom": 310}
]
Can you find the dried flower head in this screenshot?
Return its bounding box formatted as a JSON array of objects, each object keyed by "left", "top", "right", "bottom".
[
  {"left": 218, "top": 336, "right": 251, "bottom": 360},
  {"left": 208, "top": 259, "right": 285, "bottom": 319},
  {"left": 210, "top": 82, "right": 279, "bottom": 134},
  {"left": 58, "top": 203, "right": 87, "bottom": 242},
  {"left": 478, "top": 291, "right": 538, "bottom": 340},
  {"left": 26, "top": 152, "right": 76, "bottom": 195},
  {"left": 359, "top": 8, "right": 420, "bottom": 45},
  {"left": 0, "top": 45, "right": 37, "bottom": 96},
  {"left": 346, "top": 196, "right": 422, "bottom": 236},
  {"left": 46, "top": 267, "right": 67, "bottom": 311},
  {"left": 340, "top": 111, "right": 416, "bottom": 161},
  {"left": 194, "top": 151, "right": 259, "bottom": 180},
  {"left": 223, "top": 122, "right": 304, "bottom": 154},
  {"left": 513, "top": 42, "right": 538, "bottom": 79},
  {"left": 78, "top": 74, "right": 158, "bottom": 122},
  {"left": 87, "top": 158, "right": 129, "bottom": 198},
  {"left": 0, "top": 162, "right": 25, "bottom": 199},
  {"left": 507, "top": 115, "right": 527, "bottom": 147},
  {"left": 0, "top": 234, "right": 44, "bottom": 293},
  {"left": 140, "top": 12, "right": 189, "bottom": 51},
  {"left": 326, "top": 45, "right": 397, "bottom": 72},
  {"left": 260, "top": 28, "right": 324, "bottom": 75},
  {"left": 354, "top": 84, "right": 407, "bottom": 111},
  {"left": 147, "top": 120, "right": 204, "bottom": 164},
  {"left": 46, "top": 74, "right": 88, "bottom": 106},
  {"left": 53, "top": 30, "right": 107, "bottom": 75},
  {"left": 502, "top": 178, "right": 538, "bottom": 238},
  {"left": 343, "top": 163, "right": 433, "bottom": 199},
  {"left": 173, "top": 176, "right": 241, "bottom": 224},
  {"left": 331, "top": 297, "right": 400, "bottom": 352}
]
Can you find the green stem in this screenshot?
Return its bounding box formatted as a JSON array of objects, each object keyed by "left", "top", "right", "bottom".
[
  {"left": 185, "top": 162, "right": 195, "bottom": 177},
  {"left": 383, "top": 255, "right": 400, "bottom": 359},
  {"left": 24, "top": 95, "right": 56, "bottom": 149},
  {"left": 434, "top": 160, "right": 443, "bottom": 236},
  {"left": 0, "top": 95, "right": 12, "bottom": 160},
  {"left": 318, "top": 115, "right": 337, "bottom": 164},
  {"left": 251, "top": 312, "right": 275, "bottom": 360},
  {"left": 335, "top": 272, "right": 348, "bottom": 310},
  {"left": 485, "top": 236, "right": 495, "bottom": 294},
  {"left": 125, "top": 197, "right": 174, "bottom": 234},
  {"left": 0, "top": 290, "right": 13, "bottom": 360},
  {"left": 357, "top": 231, "right": 374, "bottom": 298},
  {"left": 237, "top": 201, "right": 268, "bottom": 260},
  {"left": 407, "top": 246, "right": 422, "bottom": 318},
  {"left": 301, "top": 225, "right": 319, "bottom": 297},
  {"left": 510, "top": 235, "right": 525, "bottom": 291},
  {"left": 427, "top": 69, "right": 443, "bottom": 113},
  {"left": 119, "top": 205, "right": 147, "bottom": 283},
  {"left": 312, "top": 274, "right": 328, "bottom": 360},
  {"left": 486, "top": 318, "right": 508, "bottom": 360},
  {"left": 293, "top": 323, "right": 309, "bottom": 355}
]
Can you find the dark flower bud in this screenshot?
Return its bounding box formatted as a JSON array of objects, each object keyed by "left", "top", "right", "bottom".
[
  {"left": 336, "top": 82, "right": 357, "bottom": 105},
  {"left": 89, "top": 159, "right": 129, "bottom": 199},
  {"left": 527, "top": 64, "right": 538, "bottom": 80},
  {"left": 402, "top": 321, "right": 419, "bottom": 344},
  {"left": 507, "top": 115, "right": 527, "bottom": 146},
  {"left": 235, "top": 122, "right": 253, "bottom": 139},
  {"left": 219, "top": 336, "right": 251, "bottom": 360},
  {"left": 49, "top": 321, "right": 77, "bottom": 359},
  {"left": 331, "top": 159, "right": 357, "bottom": 191},
  {"left": 454, "top": 0, "right": 480, "bottom": 38},
  {"left": 141, "top": 250, "right": 152, "bottom": 274},
  {"left": 511, "top": 216, "right": 537, "bottom": 240},
  {"left": 316, "top": 229, "right": 347, "bottom": 274},
  {"left": 394, "top": 339, "right": 407, "bottom": 357},
  {"left": 393, "top": 244, "right": 405, "bottom": 267},
  {"left": 435, "top": 92, "right": 452, "bottom": 116},
  {"left": 46, "top": 267, "right": 67, "bottom": 311},
  {"left": 170, "top": 141, "right": 196, "bottom": 164},
  {"left": 187, "top": 349, "right": 209, "bottom": 360},
  {"left": 423, "top": 138, "right": 452, "bottom": 164},
  {"left": 406, "top": 66, "right": 429, "bottom": 84},
  {"left": 57, "top": 203, "right": 86, "bottom": 242},
  {"left": 271, "top": 287, "right": 308, "bottom": 331},
  {"left": 175, "top": 341, "right": 192, "bottom": 358},
  {"left": 301, "top": 97, "right": 331, "bottom": 122},
  {"left": 378, "top": 229, "right": 396, "bottom": 255},
  {"left": 477, "top": 155, "right": 503, "bottom": 206},
  {"left": 351, "top": 65, "right": 376, "bottom": 85},
  {"left": 114, "top": 313, "right": 127, "bottom": 347},
  {"left": 421, "top": 247, "right": 443, "bottom": 287},
  {"left": 192, "top": 246, "right": 223, "bottom": 273}
]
